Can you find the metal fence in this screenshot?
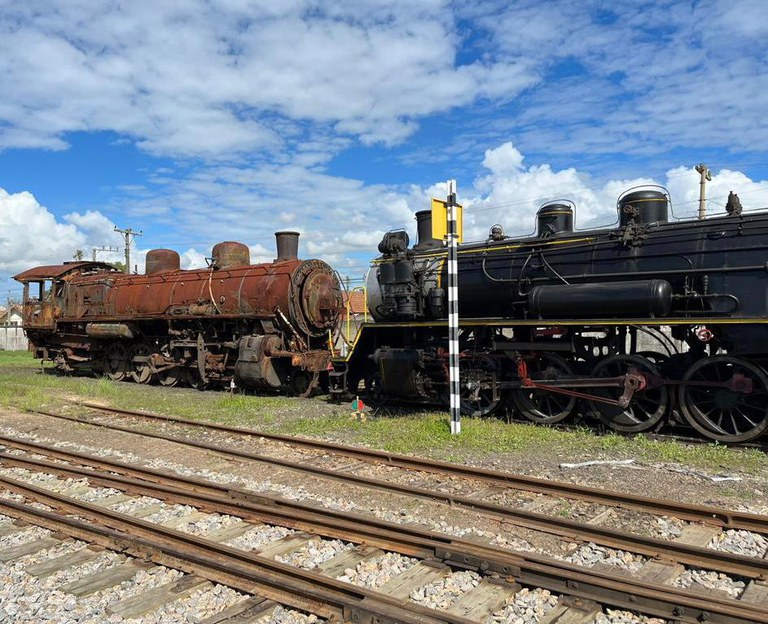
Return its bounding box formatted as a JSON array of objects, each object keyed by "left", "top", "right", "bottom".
[{"left": 0, "top": 326, "right": 28, "bottom": 351}]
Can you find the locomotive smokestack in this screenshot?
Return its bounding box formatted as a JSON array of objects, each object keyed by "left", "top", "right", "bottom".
[
  {"left": 275, "top": 231, "right": 300, "bottom": 262},
  {"left": 413, "top": 210, "right": 441, "bottom": 251}
]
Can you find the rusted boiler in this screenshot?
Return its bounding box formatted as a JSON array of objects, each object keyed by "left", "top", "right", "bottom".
[{"left": 14, "top": 232, "right": 343, "bottom": 395}]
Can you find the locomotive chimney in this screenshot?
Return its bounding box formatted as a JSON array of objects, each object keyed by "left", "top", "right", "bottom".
[
  {"left": 413, "top": 210, "right": 442, "bottom": 251},
  {"left": 275, "top": 231, "right": 300, "bottom": 262}
]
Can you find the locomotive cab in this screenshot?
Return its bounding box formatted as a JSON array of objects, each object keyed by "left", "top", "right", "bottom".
[
  {"left": 15, "top": 261, "right": 117, "bottom": 332},
  {"left": 20, "top": 278, "right": 58, "bottom": 330}
]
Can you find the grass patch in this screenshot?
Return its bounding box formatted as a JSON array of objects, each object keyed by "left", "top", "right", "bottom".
[
  {"left": 0, "top": 350, "right": 42, "bottom": 368},
  {"left": 0, "top": 357, "right": 766, "bottom": 476}
]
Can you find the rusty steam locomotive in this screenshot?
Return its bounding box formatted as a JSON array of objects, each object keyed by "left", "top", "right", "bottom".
[
  {"left": 14, "top": 232, "right": 342, "bottom": 396},
  {"left": 329, "top": 188, "right": 768, "bottom": 442}
]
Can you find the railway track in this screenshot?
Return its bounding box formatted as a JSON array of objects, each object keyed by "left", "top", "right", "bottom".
[
  {"left": 1, "top": 442, "right": 767, "bottom": 623},
  {"left": 57, "top": 402, "right": 768, "bottom": 529}
]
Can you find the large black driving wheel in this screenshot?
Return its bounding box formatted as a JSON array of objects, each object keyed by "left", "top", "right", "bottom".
[
  {"left": 678, "top": 356, "right": 768, "bottom": 442},
  {"left": 511, "top": 353, "right": 576, "bottom": 424},
  {"left": 587, "top": 354, "right": 668, "bottom": 433}
]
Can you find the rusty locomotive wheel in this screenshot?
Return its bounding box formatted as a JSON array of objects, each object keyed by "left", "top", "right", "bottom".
[
  {"left": 185, "top": 366, "right": 208, "bottom": 390},
  {"left": 157, "top": 366, "right": 182, "bottom": 387},
  {"left": 103, "top": 342, "right": 129, "bottom": 381},
  {"left": 288, "top": 370, "right": 319, "bottom": 398},
  {"left": 512, "top": 353, "right": 576, "bottom": 425},
  {"left": 678, "top": 356, "right": 768, "bottom": 442},
  {"left": 129, "top": 343, "right": 154, "bottom": 384},
  {"left": 587, "top": 354, "right": 668, "bottom": 433}
]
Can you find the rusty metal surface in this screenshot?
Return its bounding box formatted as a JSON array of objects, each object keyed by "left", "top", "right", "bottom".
[
  {"left": 13, "top": 262, "right": 115, "bottom": 281},
  {"left": 1, "top": 445, "right": 766, "bottom": 623},
  {"left": 211, "top": 241, "right": 250, "bottom": 270},
  {"left": 145, "top": 249, "right": 180, "bottom": 275},
  {"left": 51, "top": 259, "right": 341, "bottom": 337}
]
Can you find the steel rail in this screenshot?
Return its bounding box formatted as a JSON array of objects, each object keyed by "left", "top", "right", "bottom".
[
  {"left": 39, "top": 405, "right": 768, "bottom": 534},
  {"left": 0, "top": 475, "right": 471, "bottom": 624},
  {"left": 44, "top": 404, "right": 768, "bottom": 533},
  {"left": 2, "top": 434, "right": 767, "bottom": 582},
  {"left": 0, "top": 459, "right": 765, "bottom": 624}
]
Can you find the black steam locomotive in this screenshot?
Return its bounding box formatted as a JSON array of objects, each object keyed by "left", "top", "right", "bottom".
[{"left": 330, "top": 188, "right": 768, "bottom": 442}]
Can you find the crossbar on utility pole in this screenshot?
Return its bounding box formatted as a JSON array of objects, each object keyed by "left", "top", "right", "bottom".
[
  {"left": 446, "top": 180, "right": 461, "bottom": 435},
  {"left": 114, "top": 227, "right": 143, "bottom": 274},
  {"left": 92, "top": 245, "right": 120, "bottom": 262}
]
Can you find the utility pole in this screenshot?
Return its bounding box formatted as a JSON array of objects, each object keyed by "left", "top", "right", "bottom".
[
  {"left": 5, "top": 289, "right": 10, "bottom": 351},
  {"left": 92, "top": 245, "right": 119, "bottom": 261},
  {"left": 114, "top": 227, "right": 143, "bottom": 274},
  {"left": 695, "top": 163, "right": 711, "bottom": 220}
]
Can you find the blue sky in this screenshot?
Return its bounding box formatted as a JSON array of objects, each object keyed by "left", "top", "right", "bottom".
[{"left": 2, "top": 0, "right": 768, "bottom": 300}]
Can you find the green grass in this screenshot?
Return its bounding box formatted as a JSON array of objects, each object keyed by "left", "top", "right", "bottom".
[
  {"left": 1, "top": 352, "right": 766, "bottom": 476},
  {"left": 0, "top": 350, "right": 42, "bottom": 368}
]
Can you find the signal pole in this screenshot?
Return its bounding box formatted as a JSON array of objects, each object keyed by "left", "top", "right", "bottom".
[
  {"left": 695, "top": 163, "right": 711, "bottom": 220},
  {"left": 114, "top": 227, "right": 143, "bottom": 274},
  {"left": 446, "top": 180, "right": 461, "bottom": 435},
  {"left": 92, "top": 245, "right": 119, "bottom": 261}
]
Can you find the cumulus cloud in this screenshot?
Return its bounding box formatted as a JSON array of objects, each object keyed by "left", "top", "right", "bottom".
[
  {"left": 0, "top": 1, "right": 534, "bottom": 158},
  {"left": 5, "top": 138, "right": 768, "bottom": 301},
  {"left": 0, "top": 188, "right": 122, "bottom": 275},
  {"left": 463, "top": 142, "right": 768, "bottom": 242},
  {"left": 464, "top": 0, "right": 768, "bottom": 155}
]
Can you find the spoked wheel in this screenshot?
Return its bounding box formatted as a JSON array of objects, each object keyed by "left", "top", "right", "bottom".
[
  {"left": 459, "top": 355, "right": 505, "bottom": 417},
  {"left": 588, "top": 354, "right": 668, "bottom": 433},
  {"left": 512, "top": 353, "right": 576, "bottom": 424},
  {"left": 104, "top": 342, "right": 129, "bottom": 381},
  {"left": 185, "top": 366, "right": 208, "bottom": 390},
  {"left": 157, "top": 366, "right": 183, "bottom": 387},
  {"left": 129, "top": 343, "right": 154, "bottom": 384},
  {"left": 636, "top": 351, "right": 669, "bottom": 367},
  {"left": 678, "top": 356, "right": 768, "bottom": 442},
  {"left": 460, "top": 386, "right": 505, "bottom": 417}
]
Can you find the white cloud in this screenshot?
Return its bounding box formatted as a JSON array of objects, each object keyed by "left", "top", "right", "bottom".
[
  {"left": 463, "top": 142, "right": 768, "bottom": 242},
  {"left": 5, "top": 140, "right": 768, "bottom": 296},
  {"left": 464, "top": 0, "right": 768, "bottom": 154},
  {"left": 0, "top": 188, "right": 116, "bottom": 274},
  {"left": 0, "top": 1, "right": 534, "bottom": 157}
]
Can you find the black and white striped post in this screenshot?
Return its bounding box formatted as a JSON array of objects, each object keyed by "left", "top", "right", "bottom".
[{"left": 446, "top": 180, "right": 461, "bottom": 435}]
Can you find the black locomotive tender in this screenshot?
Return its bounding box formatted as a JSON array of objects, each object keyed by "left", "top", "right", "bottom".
[{"left": 330, "top": 188, "right": 768, "bottom": 443}]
